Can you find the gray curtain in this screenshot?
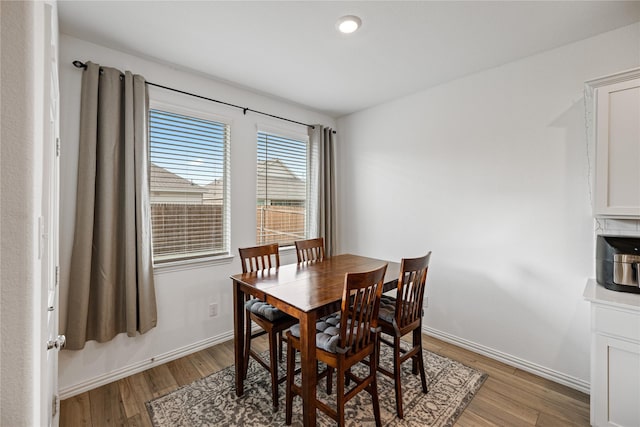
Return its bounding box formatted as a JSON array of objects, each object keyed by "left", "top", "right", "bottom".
[
  {"left": 65, "top": 62, "right": 157, "bottom": 350},
  {"left": 309, "top": 126, "right": 337, "bottom": 256}
]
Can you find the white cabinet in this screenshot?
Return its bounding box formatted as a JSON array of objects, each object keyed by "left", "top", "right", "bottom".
[
  {"left": 586, "top": 69, "right": 640, "bottom": 218},
  {"left": 584, "top": 280, "right": 640, "bottom": 427}
]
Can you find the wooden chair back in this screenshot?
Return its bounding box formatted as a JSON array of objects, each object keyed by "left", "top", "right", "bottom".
[
  {"left": 294, "top": 237, "right": 325, "bottom": 263},
  {"left": 394, "top": 252, "right": 431, "bottom": 329},
  {"left": 238, "top": 243, "right": 280, "bottom": 273},
  {"left": 338, "top": 263, "right": 387, "bottom": 356}
]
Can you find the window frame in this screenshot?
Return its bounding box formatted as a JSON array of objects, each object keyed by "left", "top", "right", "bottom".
[
  {"left": 148, "top": 97, "right": 233, "bottom": 269},
  {"left": 255, "top": 122, "right": 311, "bottom": 248}
]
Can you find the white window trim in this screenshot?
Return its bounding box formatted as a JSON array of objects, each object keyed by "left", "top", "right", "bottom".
[
  {"left": 153, "top": 253, "right": 235, "bottom": 275},
  {"left": 150, "top": 99, "right": 233, "bottom": 128},
  {"left": 256, "top": 120, "right": 309, "bottom": 144}
]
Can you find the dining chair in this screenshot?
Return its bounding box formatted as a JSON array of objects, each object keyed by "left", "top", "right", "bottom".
[
  {"left": 294, "top": 237, "right": 325, "bottom": 263},
  {"left": 239, "top": 243, "right": 298, "bottom": 410},
  {"left": 376, "top": 252, "right": 432, "bottom": 418},
  {"left": 285, "top": 263, "right": 388, "bottom": 427},
  {"left": 295, "top": 236, "right": 336, "bottom": 392}
]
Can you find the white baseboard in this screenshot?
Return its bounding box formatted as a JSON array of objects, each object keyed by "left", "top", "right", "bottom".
[
  {"left": 58, "top": 330, "right": 234, "bottom": 400},
  {"left": 423, "top": 326, "right": 590, "bottom": 395},
  {"left": 60, "top": 326, "right": 590, "bottom": 399}
]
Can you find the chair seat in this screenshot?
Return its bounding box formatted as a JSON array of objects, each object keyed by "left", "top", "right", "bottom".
[
  {"left": 378, "top": 295, "right": 397, "bottom": 323},
  {"left": 289, "top": 312, "right": 341, "bottom": 353},
  {"left": 378, "top": 295, "right": 422, "bottom": 324},
  {"left": 245, "top": 299, "right": 291, "bottom": 322}
]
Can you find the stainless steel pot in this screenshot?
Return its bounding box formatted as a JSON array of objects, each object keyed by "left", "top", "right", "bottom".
[{"left": 613, "top": 254, "right": 640, "bottom": 288}]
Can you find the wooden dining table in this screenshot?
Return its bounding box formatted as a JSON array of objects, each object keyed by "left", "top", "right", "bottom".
[{"left": 231, "top": 253, "right": 400, "bottom": 426}]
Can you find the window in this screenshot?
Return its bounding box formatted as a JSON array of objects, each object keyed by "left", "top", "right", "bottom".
[
  {"left": 149, "top": 108, "right": 230, "bottom": 263},
  {"left": 256, "top": 131, "right": 308, "bottom": 246}
]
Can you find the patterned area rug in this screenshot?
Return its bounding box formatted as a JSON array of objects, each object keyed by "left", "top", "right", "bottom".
[{"left": 147, "top": 342, "right": 487, "bottom": 426}]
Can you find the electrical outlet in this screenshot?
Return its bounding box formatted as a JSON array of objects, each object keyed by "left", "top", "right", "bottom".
[
  {"left": 424, "top": 297, "right": 429, "bottom": 308},
  {"left": 209, "top": 303, "right": 219, "bottom": 317}
]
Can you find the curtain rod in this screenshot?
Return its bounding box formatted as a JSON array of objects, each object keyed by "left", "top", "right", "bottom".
[{"left": 72, "top": 60, "right": 336, "bottom": 133}]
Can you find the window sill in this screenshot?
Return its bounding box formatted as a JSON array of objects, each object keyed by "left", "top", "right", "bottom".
[
  {"left": 153, "top": 253, "right": 234, "bottom": 275},
  {"left": 279, "top": 245, "right": 295, "bottom": 253}
]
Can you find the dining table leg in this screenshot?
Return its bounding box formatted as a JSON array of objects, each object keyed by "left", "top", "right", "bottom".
[
  {"left": 233, "top": 280, "right": 245, "bottom": 397},
  {"left": 299, "top": 311, "right": 318, "bottom": 426}
]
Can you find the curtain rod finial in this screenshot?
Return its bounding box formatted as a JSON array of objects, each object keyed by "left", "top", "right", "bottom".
[{"left": 73, "top": 60, "right": 87, "bottom": 69}]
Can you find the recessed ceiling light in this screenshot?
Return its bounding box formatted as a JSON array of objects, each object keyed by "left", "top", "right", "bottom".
[{"left": 336, "top": 15, "right": 361, "bottom": 34}]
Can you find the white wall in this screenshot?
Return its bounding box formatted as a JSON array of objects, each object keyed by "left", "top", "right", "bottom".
[
  {"left": 58, "top": 35, "right": 336, "bottom": 396},
  {"left": 1, "top": 1, "right": 54, "bottom": 424},
  {"left": 0, "top": 2, "right": 36, "bottom": 423},
  {"left": 337, "top": 23, "right": 640, "bottom": 391}
]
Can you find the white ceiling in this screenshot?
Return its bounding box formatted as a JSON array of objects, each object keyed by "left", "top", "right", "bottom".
[{"left": 58, "top": 1, "right": 640, "bottom": 118}]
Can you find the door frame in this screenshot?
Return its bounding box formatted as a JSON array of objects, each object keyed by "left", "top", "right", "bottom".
[{"left": 38, "top": 2, "right": 61, "bottom": 425}]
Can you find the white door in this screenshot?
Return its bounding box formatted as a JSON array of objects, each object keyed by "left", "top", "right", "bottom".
[{"left": 41, "top": 3, "right": 62, "bottom": 425}]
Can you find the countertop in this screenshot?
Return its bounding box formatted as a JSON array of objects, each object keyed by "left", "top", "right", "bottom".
[{"left": 584, "top": 278, "right": 640, "bottom": 311}]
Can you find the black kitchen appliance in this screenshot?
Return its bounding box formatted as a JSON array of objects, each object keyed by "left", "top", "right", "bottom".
[{"left": 596, "top": 235, "right": 640, "bottom": 294}]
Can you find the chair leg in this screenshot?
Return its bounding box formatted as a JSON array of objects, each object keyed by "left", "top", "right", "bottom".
[
  {"left": 336, "top": 361, "right": 346, "bottom": 427},
  {"left": 278, "top": 331, "right": 284, "bottom": 362},
  {"left": 393, "top": 336, "right": 404, "bottom": 419},
  {"left": 285, "top": 338, "right": 295, "bottom": 425},
  {"left": 326, "top": 366, "right": 333, "bottom": 394},
  {"left": 269, "top": 330, "right": 279, "bottom": 410},
  {"left": 415, "top": 328, "right": 428, "bottom": 393},
  {"left": 370, "top": 340, "right": 382, "bottom": 427},
  {"left": 243, "top": 312, "right": 252, "bottom": 380},
  {"left": 412, "top": 327, "right": 420, "bottom": 375}
]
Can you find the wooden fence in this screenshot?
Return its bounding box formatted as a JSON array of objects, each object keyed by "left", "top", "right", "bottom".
[
  {"left": 151, "top": 204, "right": 224, "bottom": 260},
  {"left": 151, "top": 204, "right": 306, "bottom": 260},
  {"left": 256, "top": 205, "right": 305, "bottom": 246}
]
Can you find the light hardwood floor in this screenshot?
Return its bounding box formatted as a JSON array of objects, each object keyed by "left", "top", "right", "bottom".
[{"left": 60, "top": 335, "right": 590, "bottom": 426}]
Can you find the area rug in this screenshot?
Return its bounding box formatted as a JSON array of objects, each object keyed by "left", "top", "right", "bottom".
[{"left": 146, "top": 343, "right": 487, "bottom": 426}]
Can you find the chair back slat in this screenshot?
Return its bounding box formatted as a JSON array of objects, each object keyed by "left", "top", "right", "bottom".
[
  {"left": 294, "top": 237, "right": 325, "bottom": 263},
  {"left": 238, "top": 244, "right": 280, "bottom": 273},
  {"left": 396, "top": 252, "right": 431, "bottom": 328},
  {"left": 339, "top": 263, "right": 387, "bottom": 355}
]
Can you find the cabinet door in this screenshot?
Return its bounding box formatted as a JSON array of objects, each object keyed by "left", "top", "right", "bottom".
[
  {"left": 594, "top": 78, "right": 640, "bottom": 217},
  {"left": 592, "top": 333, "right": 640, "bottom": 426}
]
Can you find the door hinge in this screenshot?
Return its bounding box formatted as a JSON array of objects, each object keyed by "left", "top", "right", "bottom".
[
  {"left": 38, "top": 216, "right": 44, "bottom": 260},
  {"left": 52, "top": 394, "right": 58, "bottom": 418},
  {"left": 55, "top": 266, "right": 59, "bottom": 287},
  {"left": 55, "top": 137, "right": 60, "bottom": 157}
]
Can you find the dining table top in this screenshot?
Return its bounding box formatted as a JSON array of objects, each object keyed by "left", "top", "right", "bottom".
[{"left": 230, "top": 253, "right": 400, "bottom": 314}]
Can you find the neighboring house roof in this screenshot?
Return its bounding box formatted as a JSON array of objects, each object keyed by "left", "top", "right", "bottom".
[
  {"left": 150, "top": 163, "right": 204, "bottom": 194},
  {"left": 257, "top": 159, "right": 305, "bottom": 201},
  {"left": 150, "top": 160, "right": 305, "bottom": 202}
]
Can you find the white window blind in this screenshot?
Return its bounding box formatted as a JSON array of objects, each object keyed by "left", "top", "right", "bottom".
[
  {"left": 256, "top": 131, "right": 308, "bottom": 246},
  {"left": 149, "top": 109, "right": 230, "bottom": 263}
]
